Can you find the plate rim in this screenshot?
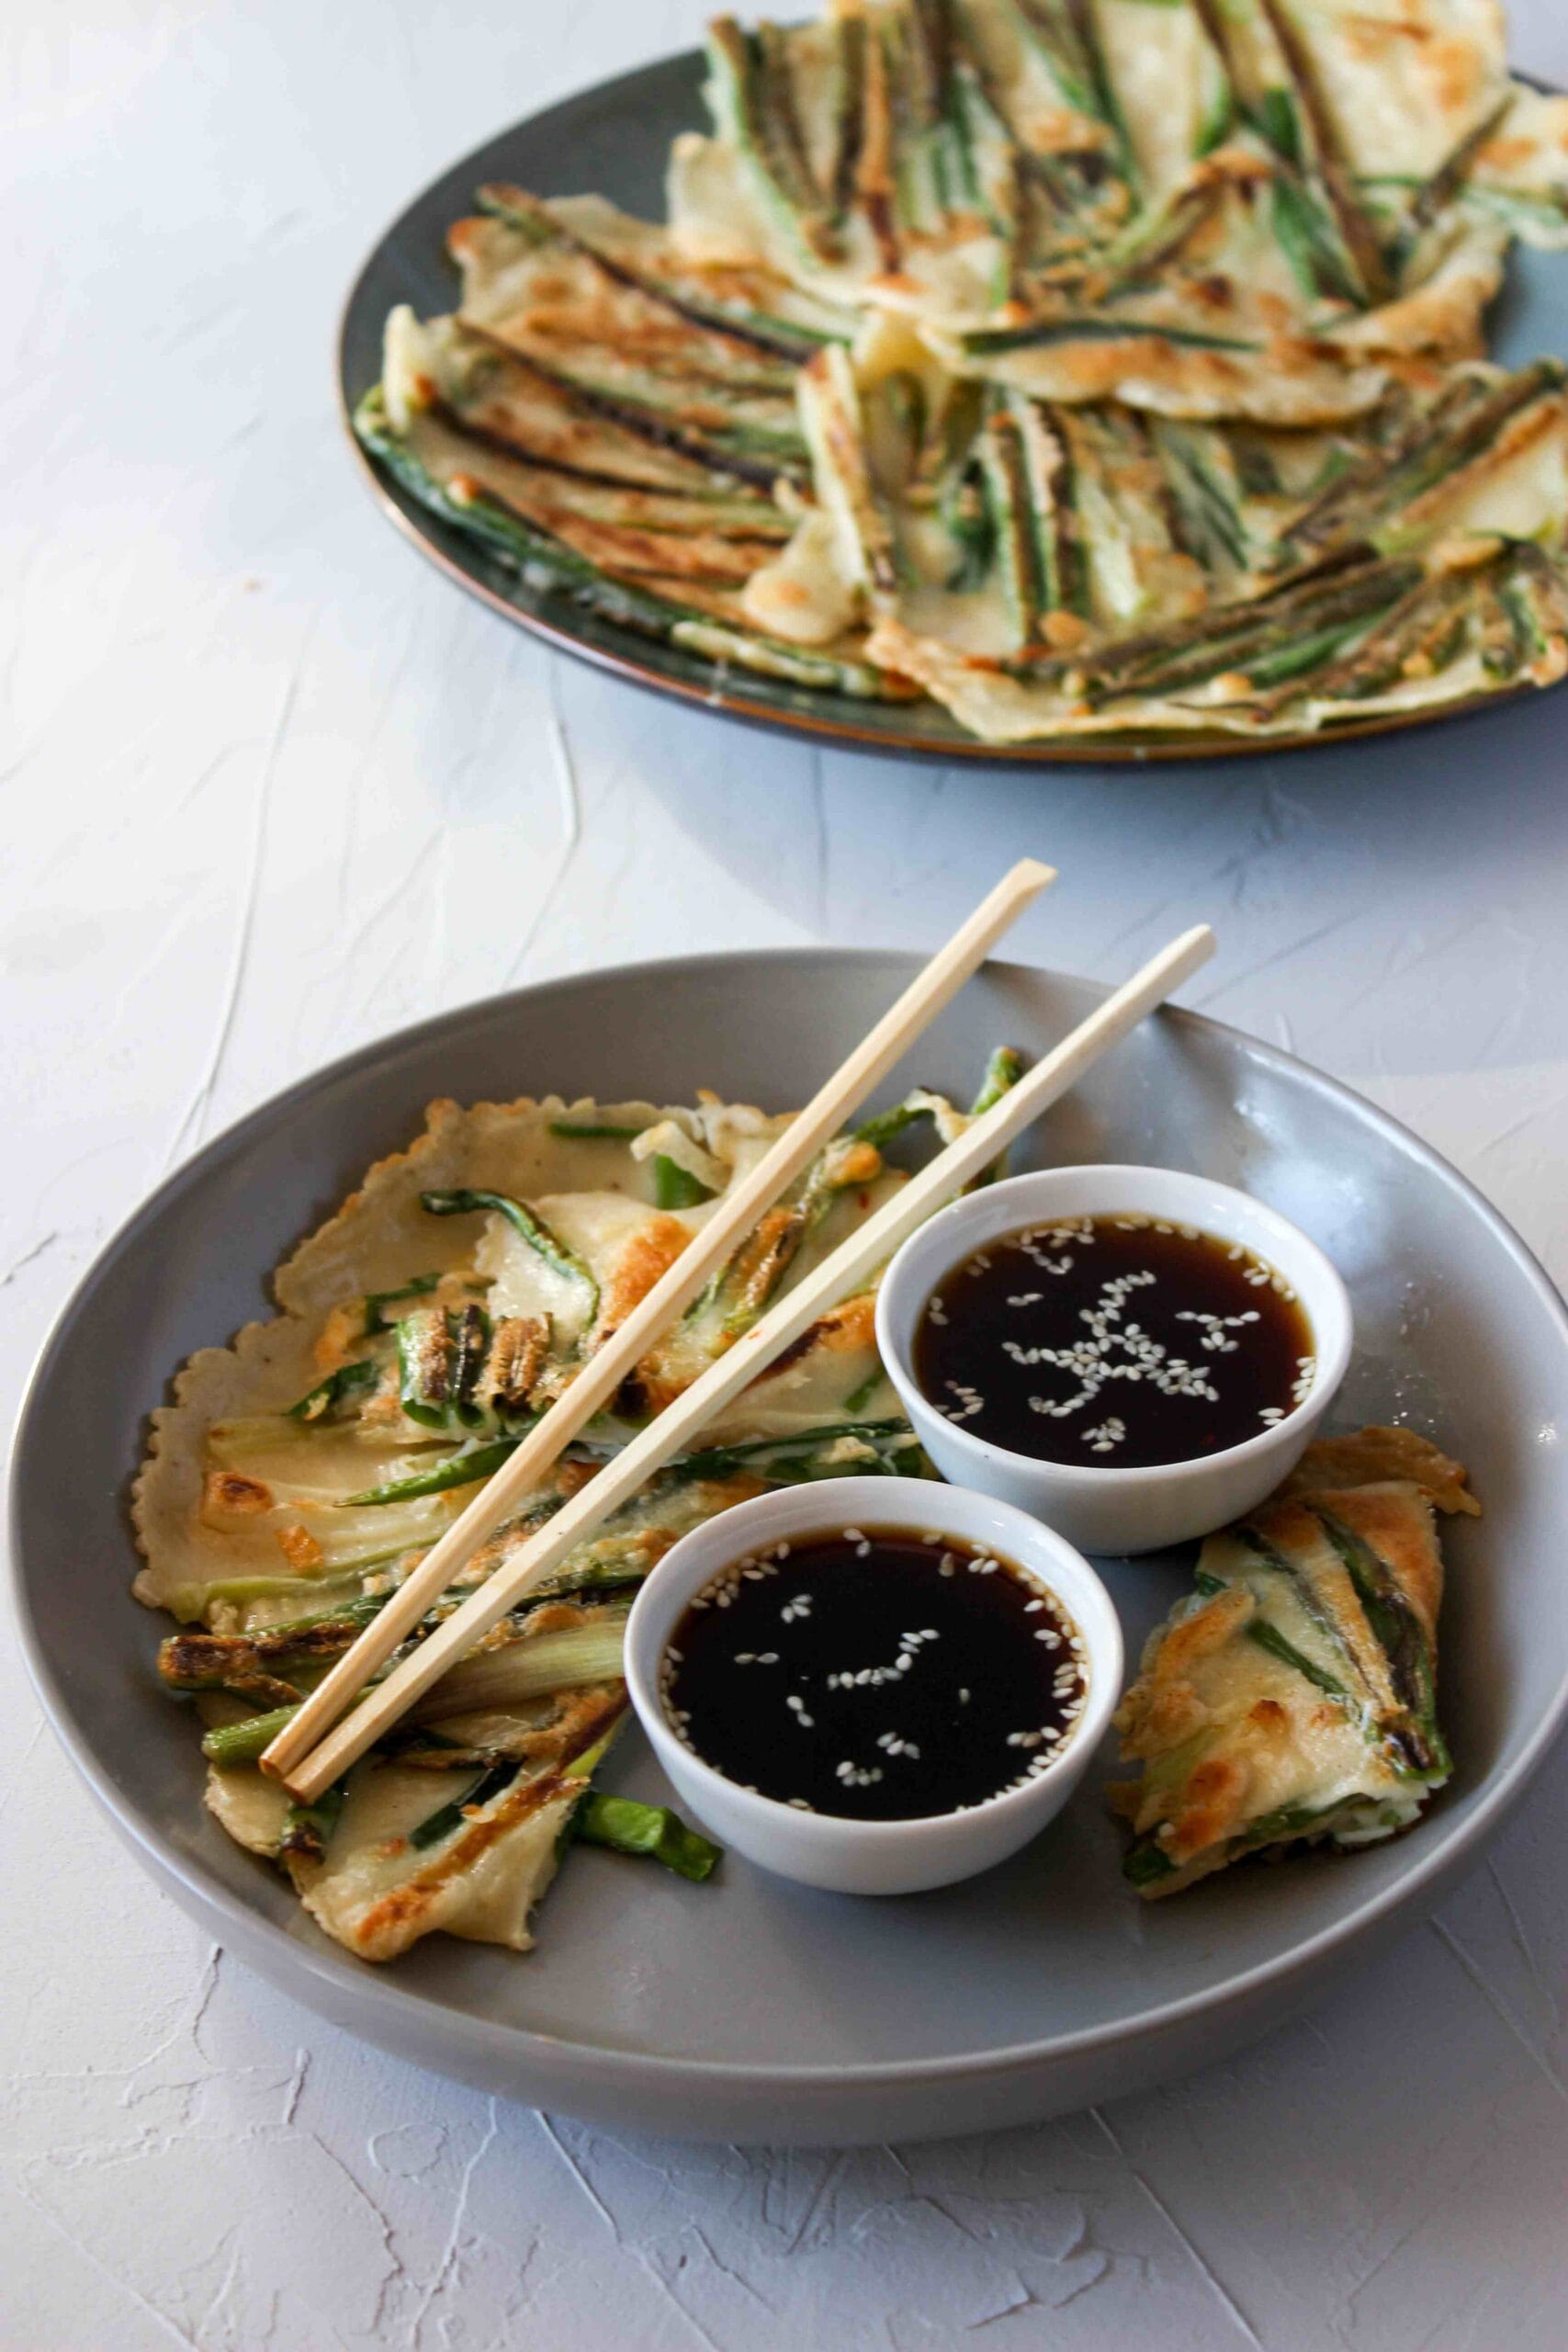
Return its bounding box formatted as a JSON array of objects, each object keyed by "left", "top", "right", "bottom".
[
  {"left": 334, "top": 47, "right": 1560, "bottom": 769},
  {"left": 11, "top": 943, "right": 1568, "bottom": 2094}
]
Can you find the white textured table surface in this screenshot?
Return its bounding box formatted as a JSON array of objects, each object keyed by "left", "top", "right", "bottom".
[{"left": 6, "top": 5, "right": 1568, "bottom": 2345}]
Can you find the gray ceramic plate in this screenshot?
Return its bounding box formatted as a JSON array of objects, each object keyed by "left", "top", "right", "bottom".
[
  {"left": 338, "top": 51, "right": 1568, "bottom": 765},
  {"left": 12, "top": 951, "right": 1568, "bottom": 2143}
]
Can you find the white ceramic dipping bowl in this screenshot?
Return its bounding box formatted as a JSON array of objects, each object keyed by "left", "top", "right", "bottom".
[
  {"left": 876, "top": 1165, "right": 1353, "bottom": 1557},
  {"left": 625, "top": 1476, "right": 1122, "bottom": 1896}
]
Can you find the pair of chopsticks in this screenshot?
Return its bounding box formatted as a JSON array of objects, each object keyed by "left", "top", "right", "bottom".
[{"left": 270, "top": 867, "right": 1213, "bottom": 1803}]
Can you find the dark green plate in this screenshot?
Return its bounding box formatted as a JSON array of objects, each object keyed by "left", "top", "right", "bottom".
[{"left": 338, "top": 49, "right": 1568, "bottom": 764}]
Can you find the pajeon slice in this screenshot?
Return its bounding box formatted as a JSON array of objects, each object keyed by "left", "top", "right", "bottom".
[
  {"left": 133, "top": 1086, "right": 962, "bottom": 1622},
  {"left": 1111, "top": 1425, "right": 1477, "bottom": 1897},
  {"left": 353, "top": 381, "right": 905, "bottom": 700},
  {"left": 448, "top": 202, "right": 813, "bottom": 487},
  {"left": 135, "top": 1064, "right": 1021, "bottom": 1961},
  {"left": 855, "top": 356, "right": 1568, "bottom": 739}
]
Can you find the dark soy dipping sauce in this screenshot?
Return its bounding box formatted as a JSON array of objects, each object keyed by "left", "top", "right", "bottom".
[
  {"left": 914, "top": 1214, "right": 1316, "bottom": 1471},
  {"left": 660, "top": 1527, "right": 1087, "bottom": 1822}
]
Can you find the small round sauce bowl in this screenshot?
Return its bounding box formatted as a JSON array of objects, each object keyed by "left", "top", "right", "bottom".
[
  {"left": 624, "top": 1476, "right": 1122, "bottom": 1896},
  {"left": 875, "top": 1165, "right": 1353, "bottom": 1557}
]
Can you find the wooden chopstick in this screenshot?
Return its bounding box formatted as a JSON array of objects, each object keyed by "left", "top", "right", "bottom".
[
  {"left": 260, "top": 857, "right": 1055, "bottom": 1781},
  {"left": 280, "top": 922, "right": 1214, "bottom": 1802}
]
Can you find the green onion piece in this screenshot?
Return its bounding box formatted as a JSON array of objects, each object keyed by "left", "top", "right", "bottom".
[
  {"left": 574, "top": 1792, "right": 721, "bottom": 1882},
  {"left": 1241, "top": 1801, "right": 1338, "bottom": 1846},
  {"left": 668, "top": 1418, "right": 917, "bottom": 1485},
  {"left": 422, "top": 1188, "right": 599, "bottom": 1317},
  {"left": 416, "top": 1618, "right": 628, "bottom": 1716},
  {"left": 969, "top": 1045, "right": 1024, "bottom": 1118},
  {"left": 279, "top": 1782, "right": 345, "bottom": 1862},
  {"left": 344, "top": 1436, "right": 520, "bottom": 1507},
  {"left": 287, "top": 1359, "right": 378, "bottom": 1422},
  {"left": 1123, "top": 1840, "right": 1178, "bottom": 1887},
  {"left": 409, "top": 1761, "right": 521, "bottom": 1851},
  {"left": 203, "top": 1704, "right": 300, "bottom": 1770},
  {"left": 966, "top": 1044, "right": 1025, "bottom": 1186},
  {"left": 1244, "top": 1618, "right": 1349, "bottom": 1699},
  {"left": 363, "top": 1272, "right": 441, "bottom": 1333},
  {"left": 652, "top": 1154, "right": 713, "bottom": 1209},
  {"left": 165, "top": 1550, "right": 417, "bottom": 1623}
]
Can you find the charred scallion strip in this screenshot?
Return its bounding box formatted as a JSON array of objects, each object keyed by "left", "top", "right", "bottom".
[
  {"left": 967, "top": 1044, "right": 1025, "bottom": 1185},
  {"left": 278, "top": 1783, "right": 345, "bottom": 1864},
  {"left": 1475, "top": 544, "right": 1568, "bottom": 683},
  {"left": 474, "top": 185, "right": 836, "bottom": 362},
  {"left": 756, "top": 21, "right": 832, "bottom": 240},
  {"left": 1312, "top": 1508, "right": 1449, "bottom": 1775},
  {"left": 706, "top": 17, "right": 835, "bottom": 265},
  {"left": 1027, "top": 399, "right": 1087, "bottom": 617},
  {"left": 1192, "top": 0, "right": 1378, "bottom": 304},
  {"left": 422, "top": 1188, "right": 599, "bottom": 1317},
  {"left": 1007, "top": 0, "right": 1100, "bottom": 122},
  {"left": 408, "top": 1695, "right": 628, "bottom": 1850},
  {"left": 1096, "top": 179, "right": 1229, "bottom": 297},
  {"left": 344, "top": 1436, "right": 523, "bottom": 1507},
  {"left": 363, "top": 388, "right": 898, "bottom": 697},
  {"left": 1269, "top": 171, "right": 1369, "bottom": 309},
  {"left": 287, "top": 1359, "right": 379, "bottom": 1423},
  {"left": 572, "top": 1792, "right": 720, "bottom": 1882},
  {"left": 1086, "top": 563, "right": 1419, "bottom": 704},
  {"left": 448, "top": 1302, "right": 491, "bottom": 1426},
  {"left": 1251, "top": 570, "right": 1473, "bottom": 713},
  {"left": 1383, "top": 96, "right": 1514, "bottom": 277},
  {"left": 962, "top": 317, "right": 1259, "bottom": 357},
  {"left": 1285, "top": 375, "right": 1492, "bottom": 548},
  {"left": 1152, "top": 420, "right": 1250, "bottom": 572},
  {"left": 398, "top": 1307, "right": 457, "bottom": 1430},
  {"left": 204, "top": 1703, "right": 305, "bottom": 1770},
  {"left": 666, "top": 1419, "right": 922, "bottom": 1487},
  {"left": 161, "top": 1614, "right": 383, "bottom": 1690},
  {"left": 454, "top": 318, "right": 808, "bottom": 482},
  {"left": 358, "top": 387, "right": 755, "bottom": 603},
  {"left": 978, "top": 405, "right": 1043, "bottom": 646},
  {"left": 363, "top": 1272, "right": 441, "bottom": 1333},
  {"left": 938, "top": 456, "right": 993, "bottom": 590},
  {"left": 799, "top": 345, "right": 897, "bottom": 600},
  {"left": 1300, "top": 364, "right": 1567, "bottom": 551},
  {"left": 1004, "top": 547, "right": 1363, "bottom": 684},
  {"left": 1240, "top": 616, "right": 1375, "bottom": 690},
  {"left": 826, "top": 9, "right": 866, "bottom": 223},
  {"left": 409, "top": 1760, "right": 521, "bottom": 1850},
  {"left": 1254, "top": 0, "right": 1388, "bottom": 302},
  {"left": 1244, "top": 1617, "right": 1350, "bottom": 1699}
]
